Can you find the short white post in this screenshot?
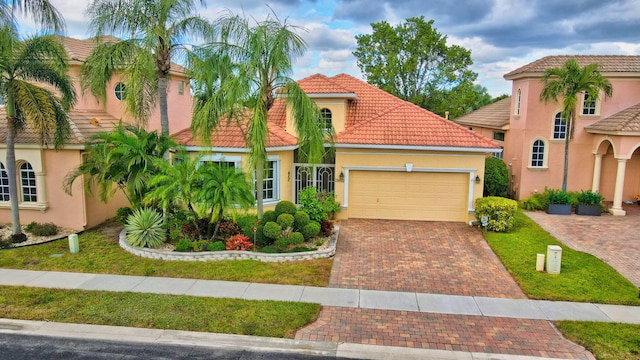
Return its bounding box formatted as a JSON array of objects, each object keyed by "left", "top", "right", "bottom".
[
  {"left": 546, "top": 245, "right": 562, "bottom": 274},
  {"left": 68, "top": 234, "right": 79, "bottom": 253},
  {"left": 536, "top": 254, "right": 545, "bottom": 272}
]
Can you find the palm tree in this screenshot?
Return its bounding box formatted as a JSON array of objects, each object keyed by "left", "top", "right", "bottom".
[
  {"left": 0, "top": 0, "right": 65, "bottom": 32},
  {"left": 1, "top": 27, "right": 76, "bottom": 239},
  {"left": 189, "top": 11, "right": 327, "bottom": 217},
  {"left": 197, "top": 163, "right": 254, "bottom": 241},
  {"left": 82, "top": 0, "right": 212, "bottom": 135},
  {"left": 540, "top": 59, "right": 613, "bottom": 192},
  {"left": 64, "top": 124, "right": 176, "bottom": 207}
]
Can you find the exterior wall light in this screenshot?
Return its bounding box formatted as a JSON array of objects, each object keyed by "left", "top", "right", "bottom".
[{"left": 475, "top": 175, "right": 481, "bottom": 184}]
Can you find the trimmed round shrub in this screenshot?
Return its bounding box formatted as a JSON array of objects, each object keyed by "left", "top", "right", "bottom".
[
  {"left": 301, "top": 221, "right": 321, "bottom": 239},
  {"left": 262, "top": 210, "right": 277, "bottom": 223},
  {"left": 274, "top": 237, "right": 291, "bottom": 250},
  {"left": 475, "top": 196, "right": 518, "bottom": 232},
  {"left": 262, "top": 221, "right": 282, "bottom": 240},
  {"left": 274, "top": 200, "right": 297, "bottom": 217},
  {"left": 289, "top": 232, "right": 304, "bottom": 245},
  {"left": 175, "top": 238, "right": 191, "bottom": 252},
  {"left": 207, "top": 241, "right": 226, "bottom": 251},
  {"left": 276, "top": 213, "right": 294, "bottom": 229},
  {"left": 293, "top": 211, "right": 310, "bottom": 230},
  {"left": 125, "top": 207, "right": 166, "bottom": 248},
  {"left": 192, "top": 240, "right": 208, "bottom": 252}
]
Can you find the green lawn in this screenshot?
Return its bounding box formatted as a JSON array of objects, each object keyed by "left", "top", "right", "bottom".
[
  {"left": 0, "top": 225, "right": 332, "bottom": 287},
  {"left": 0, "top": 285, "right": 320, "bottom": 338},
  {"left": 483, "top": 210, "right": 640, "bottom": 305},
  {"left": 556, "top": 321, "right": 640, "bottom": 360}
]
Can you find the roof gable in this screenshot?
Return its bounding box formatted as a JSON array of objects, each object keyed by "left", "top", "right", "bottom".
[
  {"left": 454, "top": 97, "right": 512, "bottom": 129},
  {"left": 172, "top": 121, "right": 298, "bottom": 149},
  {"left": 585, "top": 102, "right": 640, "bottom": 133},
  {"left": 504, "top": 55, "right": 640, "bottom": 79}
]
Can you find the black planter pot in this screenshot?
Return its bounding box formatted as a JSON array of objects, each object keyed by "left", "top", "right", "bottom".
[
  {"left": 546, "top": 204, "right": 572, "bottom": 215},
  {"left": 575, "top": 204, "right": 601, "bottom": 216}
]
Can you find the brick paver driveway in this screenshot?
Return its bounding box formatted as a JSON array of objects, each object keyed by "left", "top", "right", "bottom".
[
  {"left": 296, "top": 219, "right": 592, "bottom": 359},
  {"left": 526, "top": 204, "right": 640, "bottom": 287},
  {"left": 328, "top": 219, "right": 525, "bottom": 298}
]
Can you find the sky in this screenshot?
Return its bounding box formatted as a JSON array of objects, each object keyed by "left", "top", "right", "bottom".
[{"left": 17, "top": 0, "right": 640, "bottom": 97}]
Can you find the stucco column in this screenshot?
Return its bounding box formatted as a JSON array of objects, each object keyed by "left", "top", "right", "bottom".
[
  {"left": 609, "top": 158, "right": 627, "bottom": 216},
  {"left": 591, "top": 154, "right": 603, "bottom": 192},
  {"left": 35, "top": 171, "right": 48, "bottom": 210}
]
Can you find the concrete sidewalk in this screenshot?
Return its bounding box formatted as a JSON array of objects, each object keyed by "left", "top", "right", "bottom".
[{"left": 1, "top": 268, "right": 639, "bottom": 324}]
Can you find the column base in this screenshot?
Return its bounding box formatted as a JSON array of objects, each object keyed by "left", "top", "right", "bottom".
[{"left": 609, "top": 208, "right": 626, "bottom": 216}]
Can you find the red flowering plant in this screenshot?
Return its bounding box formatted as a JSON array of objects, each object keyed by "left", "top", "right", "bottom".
[{"left": 226, "top": 234, "right": 253, "bottom": 251}]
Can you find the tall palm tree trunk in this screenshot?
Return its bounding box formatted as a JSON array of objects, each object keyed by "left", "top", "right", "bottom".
[
  {"left": 158, "top": 74, "right": 169, "bottom": 136},
  {"left": 5, "top": 98, "right": 22, "bottom": 236},
  {"left": 562, "top": 114, "right": 573, "bottom": 192},
  {"left": 255, "top": 161, "right": 264, "bottom": 218}
]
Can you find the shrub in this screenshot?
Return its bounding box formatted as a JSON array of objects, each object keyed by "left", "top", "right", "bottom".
[
  {"left": 520, "top": 196, "right": 543, "bottom": 211},
  {"left": 226, "top": 234, "right": 253, "bottom": 251},
  {"left": 298, "top": 186, "right": 340, "bottom": 222},
  {"left": 24, "top": 222, "right": 59, "bottom": 237},
  {"left": 546, "top": 189, "right": 572, "bottom": 205},
  {"left": 262, "top": 210, "right": 277, "bottom": 223},
  {"left": 274, "top": 200, "right": 297, "bottom": 217},
  {"left": 124, "top": 208, "right": 166, "bottom": 248},
  {"left": 0, "top": 236, "right": 10, "bottom": 249},
  {"left": 293, "top": 211, "right": 310, "bottom": 230},
  {"left": 276, "top": 213, "right": 295, "bottom": 229},
  {"left": 116, "top": 207, "right": 134, "bottom": 224},
  {"left": 319, "top": 219, "right": 333, "bottom": 236},
  {"left": 483, "top": 157, "right": 509, "bottom": 197},
  {"left": 207, "top": 241, "right": 226, "bottom": 252},
  {"left": 192, "top": 240, "right": 208, "bottom": 252},
  {"left": 216, "top": 217, "right": 241, "bottom": 240},
  {"left": 11, "top": 233, "right": 27, "bottom": 244},
  {"left": 181, "top": 218, "right": 211, "bottom": 241},
  {"left": 301, "top": 221, "right": 321, "bottom": 239},
  {"left": 175, "top": 238, "right": 191, "bottom": 252},
  {"left": 289, "top": 232, "right": 304, "bottom": 245},
  {"left": 262, "top": 221, "right": 282, "bottom": 240},
  {"left": 475, "top": 196, "right": 518, "bottom": 232},
  {"left": 273, "top": 237, "right": 291, "bottom": 250},
  {"left": 576, "top": 190, "right": 604, "bottom": 205}
]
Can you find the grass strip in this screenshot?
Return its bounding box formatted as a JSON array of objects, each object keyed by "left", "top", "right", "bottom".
[
  {"left": 483, "top": 210, "right": 640, "bottom": 305},
  {"left": 0, "top": 228, "right": 332, "bottom": 287},
  {"left": 0, "top": 285, "right": 320, "bottom": 338},
  {"left": 556, "top": 321, "right": 640, "bottom": 360}
]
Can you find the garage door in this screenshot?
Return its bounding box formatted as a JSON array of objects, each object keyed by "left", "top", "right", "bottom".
[{"left": 348, "top": 170, "right": 469, "bottom": 222}]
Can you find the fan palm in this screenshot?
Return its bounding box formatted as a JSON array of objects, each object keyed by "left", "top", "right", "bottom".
[
  {"left": 81, "top": 0, "right": 212, "bottom": 135},
  {"left": 1, "top": 27, "right": 76, "bottom": 238},
  {"left": 189, "top": 11, "right": 328, "bottom": 217},
  {"left": 540, "top": 59, "right": 613, "bottom": 191}
]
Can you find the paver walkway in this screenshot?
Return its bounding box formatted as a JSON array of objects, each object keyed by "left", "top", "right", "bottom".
[
  {"left": 526, "top": 204, "right": 640, "bottom": 287},
  {"left": 302, "top": 219, "right": 600, "bottom": 359}
]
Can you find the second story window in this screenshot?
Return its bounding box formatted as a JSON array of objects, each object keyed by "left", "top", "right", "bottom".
[
  {"left": 319, "top": 108, "right": 332, "bottom": 131},
  {"left": 553, "top": 112, "right": 567, "bottom": 139},
  {"left": 178, "top": 80, "right": 184, "bottom": 95},
  {"left": 515, "top": 88, "right": 521, "bottom": 115},
  {"left": 114, "top": 82, "right": 126, "bottom": 101},
  {"left": 582, "top": 91, "right": 597, "bottom": 115},
  {"left": 493, "top": 131, "right": 505, "bottom": 141}
]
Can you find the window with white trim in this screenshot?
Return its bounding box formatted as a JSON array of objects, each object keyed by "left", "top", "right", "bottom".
[
  {"left": 20, "top": 162, "right": 37, "bottom": 202},
  {"left": 0, "top": 162, "right": 9, "bottom": 201},
  {"left": 515, "top": 88, "right": 521, "bottom": 115},
  {"left": 530, "top": 140, "right": 545, "bottom": 167},
  {"left": 553, "top": 112, "right": 567, "bottom": 139},
  {"left": 493, "top": 147, "right": 504, "bottom": 160},
  {"left": 198, "top": 155, "right": 241, "bottom": 169},
  {"left": 114, "top": 82, "right": 126, "bottom": 101},
  {"left": 319, "top": 108, "right": 332, "bottom": 131},
  {"left": 582, "top": 91, "right": 597, "bottom": 115},
  {"left": 259, "top": 160, "right": 279, "bottom": 202}
]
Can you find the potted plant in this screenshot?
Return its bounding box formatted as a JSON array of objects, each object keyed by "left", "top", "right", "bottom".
[
  {"left": 575, "top": 190, "right": 604, "bottom": 216},
  {"left": 546, "top": 189, "right": 572, "bottom": 215}
]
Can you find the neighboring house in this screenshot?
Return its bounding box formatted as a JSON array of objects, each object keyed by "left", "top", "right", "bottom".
[
  {"left": 175, "top": 74, "right": 500, "bottom": 223},
  {"left": 455, "top": 55, "right": 640, "bottom": 215},
  {"left": 0, "top": 36, "right": 192, "bottom": 230}
]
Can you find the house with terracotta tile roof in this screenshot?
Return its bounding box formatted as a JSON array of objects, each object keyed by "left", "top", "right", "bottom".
[
  {"left": 0, "top": 36, "right": 192, "bottom": 230},
  {"left": 455, "top": 55, "right": 640, "bottom": 215},
  {"left": 176, "top": 74, "right": 501, "bottom": 223}
]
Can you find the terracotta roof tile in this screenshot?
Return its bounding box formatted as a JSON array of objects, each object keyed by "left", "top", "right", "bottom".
[
  {"left": 0, "top": 107, "right": 120, "bottom": 146},
  {"left": 453, "top": 97, "right": 512, "bottom": 129},
  {"left": 585, "top": 102, "right": 640, "bottom": 133},
  {"left": 504, "top": 55, "right": 640, "bottom": 79},
  {"left": 173, "top": 121, "right": 298, "bottom": 148},
  {"left": 297, "top": 73, "right": 355, "bottom": 94}
]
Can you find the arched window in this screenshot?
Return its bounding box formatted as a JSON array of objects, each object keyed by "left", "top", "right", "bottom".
[
  {"left": 531, "top": 140, "right": 545, "bottom": 167},
  {"left": 553, "top": 112, "right": 567, "bottom": 139},
  {"left": 319, "top": 108, "right": 332, "bottom": 131},
  {"left": 0, "top": 162, "right": 9, "bottom": 201},
  {"left": 20, "top": 162, "right": 37, "bottom": 202},
  {"left": 114, "top": 82, "right": 126, "bottom": 101},
  {"left": 515, "top": 88, "right": 521, "bottom": 115}
]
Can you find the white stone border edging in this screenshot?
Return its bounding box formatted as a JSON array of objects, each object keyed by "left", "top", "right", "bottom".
[{"left": 119, "top": 226, "right": 338, "bottom": 262}]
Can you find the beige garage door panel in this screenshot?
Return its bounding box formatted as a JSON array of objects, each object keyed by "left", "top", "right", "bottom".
[{"left": 349, "top": 171, "right": 468, "bottom": 222}]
